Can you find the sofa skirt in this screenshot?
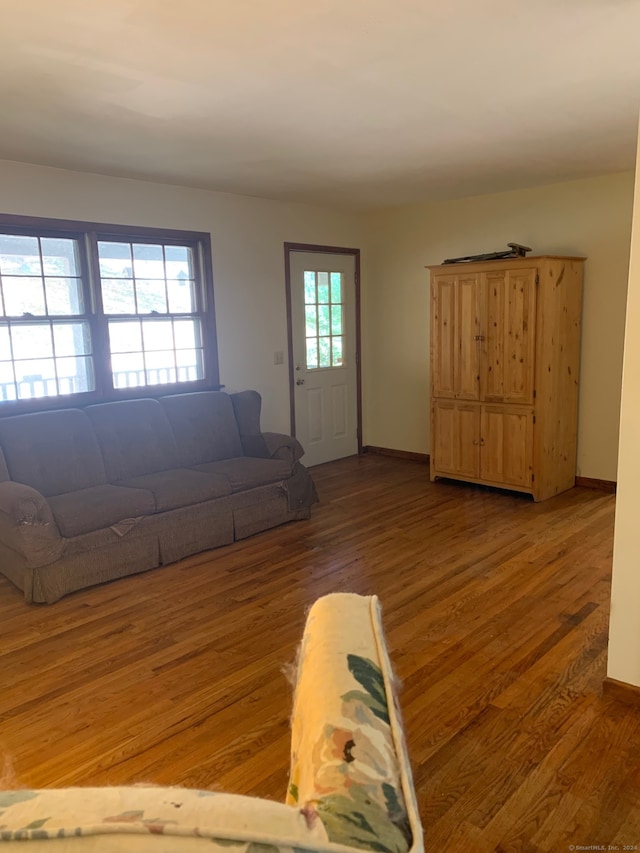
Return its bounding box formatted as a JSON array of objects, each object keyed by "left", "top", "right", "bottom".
[{"left": 230, "top": 482, "right": 311, "bottom": 540}]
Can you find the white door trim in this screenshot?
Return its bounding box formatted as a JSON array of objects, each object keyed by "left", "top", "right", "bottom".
[{"left": 284, "top": 242, "right": 362, "bottom": 458}]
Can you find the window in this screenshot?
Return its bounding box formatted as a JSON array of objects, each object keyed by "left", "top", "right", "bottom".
[
  {"left": 304, "top": 270, "right": 344, "bottom": 370},
  {"left": 0, "top": 215, "right": 219, "bottom": 411}
]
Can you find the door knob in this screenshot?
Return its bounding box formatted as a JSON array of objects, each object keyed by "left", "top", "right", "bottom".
[{"left": 296, "top": 378, "right": 305, "bottom": 385}]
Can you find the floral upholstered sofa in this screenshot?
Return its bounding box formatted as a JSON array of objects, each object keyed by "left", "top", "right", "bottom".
[{"left": 0, "top": 594, "right": 423, "bottom": 852}]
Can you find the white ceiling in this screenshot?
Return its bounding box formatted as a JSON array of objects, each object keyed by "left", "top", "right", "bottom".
[{"left": 1, "top": 0, "right": 639, "bottom": 210}]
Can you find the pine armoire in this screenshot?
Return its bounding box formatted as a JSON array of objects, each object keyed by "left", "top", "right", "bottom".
[{"left": 428, "top": 255, "right": 584, "bottom": 501}]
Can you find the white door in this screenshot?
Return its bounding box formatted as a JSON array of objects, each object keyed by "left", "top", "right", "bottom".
[{"left": 289, "top": 251, "right": 358, "bottom": 467}]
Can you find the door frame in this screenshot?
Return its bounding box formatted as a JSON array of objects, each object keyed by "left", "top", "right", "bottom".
[{"left": 284, "top": 242, "right": 362, "bottom": 455}]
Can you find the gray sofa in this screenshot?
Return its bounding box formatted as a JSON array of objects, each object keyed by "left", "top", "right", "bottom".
[{"left": 0, "top": 390, "right": 318, "bottom": 604}]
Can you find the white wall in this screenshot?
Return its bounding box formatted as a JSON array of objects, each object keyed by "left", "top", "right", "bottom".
[
  {"left": 0, "top": 160, "right": 365, "bottom": 433},
  {"left": 363, "top": 173, "right": 634, "bottom": 480},
  {"left": 608, "top": 127, "right": 640, "bottom": 686},
  {"left": 0, "top": 160, "right": 633, "bottom": 482}
]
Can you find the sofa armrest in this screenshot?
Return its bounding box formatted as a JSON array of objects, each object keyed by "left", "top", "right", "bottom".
[
  {"left": 0, "top": 481, "right": 63, "bottom": 568},
  {"left": 231, "top": 390, "right": 304, "bottom": 462},
  {"left": 288, "top": 593, "right": 423, "bottom": 853},
  {"left": 0, "top": 787, "right": 332, "bottom": 848},
  {"left": 263, "top": 431, "right": 304, "bottom": 464}
]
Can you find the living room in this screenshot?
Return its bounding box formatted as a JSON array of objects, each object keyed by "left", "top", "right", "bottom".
[{"left": 2, "top": 1, "right": 640, "bottom": 850}]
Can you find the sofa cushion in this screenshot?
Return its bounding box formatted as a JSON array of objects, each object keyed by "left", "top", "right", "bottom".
[
  {"left": 160, "top": 391, "right": 244, "bottom": 465},
  {"left": 230, "top": 389, "right": 270, "bottom": 457},
  {"left": 192, "top": 457, "right": 293, "bottom": 492},
  {"left": 48, "top": 484, "right": 155, "bottom": 537},
  {"left": 117, "top": 468, "right": 231, "bottom": 512},
  {"left": 0, "top": 408, "right": 107, "bottom": 497},
  {"left": 86, "top": 398, "right": 179, "bottom": 481}
]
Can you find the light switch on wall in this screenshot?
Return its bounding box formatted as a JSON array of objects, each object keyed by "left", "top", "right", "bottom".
[{"left": 273, "top": 350, "right": 284, "bottom": 365}]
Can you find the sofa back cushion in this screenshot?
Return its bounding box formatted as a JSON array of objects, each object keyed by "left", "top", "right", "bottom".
[
  {"left": 86, "top": 398, "right": 179, "bottom": 482},
  {"left": 160, "top": 391, "right": 244, "bottom": 465},
  {"left": 230, "top": 390, "right": 270, "bottom": 457},
  {"left": 0, "top": 409, "right": 107, "bottom": 496}
]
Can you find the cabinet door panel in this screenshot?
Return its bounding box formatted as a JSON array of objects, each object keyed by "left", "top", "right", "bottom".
[
  {"left": 456, "top": 404, "right": 481, "bottom": 478},
  {"left": 480, "top": 405, "right": 533, "bottom": 487},
  {"left": 504, "top": 269, "right": 536, "bottom": 404},
  {"left": 432, "top": 401, "right": 457, "bottom": 474},
  {"left": 481, "top": 269, "right": 537, "bottom": 404},
  {"left": 431, "top": 277, "right": 457, "bottom": 398},
  {"left": 457, "top": 275, "right": 481, "bottom": 400},
  {"left": 482, "top": 271, "right": 506, "bottom": 401},
  {"left": 432, "top": 402, "right": 479, "bottom": 478}
]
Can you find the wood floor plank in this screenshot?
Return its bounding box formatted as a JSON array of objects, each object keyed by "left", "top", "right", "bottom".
[{"left": 0, "top": 455, "right": 631, "bottom": 850}]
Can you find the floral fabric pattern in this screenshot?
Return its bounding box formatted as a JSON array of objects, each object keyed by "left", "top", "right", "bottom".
[
  {"left": 308, "top": 656, "right": 410, "bottom": 853},
  {"left": 287, "top": 595, "right": 419, "bottom": 853}
]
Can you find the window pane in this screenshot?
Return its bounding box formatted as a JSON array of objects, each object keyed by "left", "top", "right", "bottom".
[
  {"left": 111, "top": 352, "right": 145, "bottom": 388},
  {"left": 3, "top": 276, "right": 46, "bottom": 315},
  {"left": 176, "top": 349, "right": 204, "bottom": 382},
  {"left": 317, "top": 272, "right": 329, "bottom": 304},
  {"left": 12, "top": 325, "right": 53, "bottom": 360},
  {"left": 101, "top": 279, "right": 136, "bottom": 314},
  {"left": 305, "top": 305, "right": 317, "bottom": 336},
  {"left": 332, "top": 336, "right": 343, "bottom": 366},
  {"left": 45, "top": 277, "right": 84, "bottom": 315},
  {"left": 165, "top": 245, "right": 194, "bottom": 279},
  {"left": 319, "top": 336, "right": 331, "bottom": 367},
  {"left": 145, "top": 351, "right": 177, "bottom": 385},
  {"left": 135, "top": 279, "right": 167, "bottom": 313},
  {"left": 304, "top": 271, "right": 316, "bottom": 304},
  {"left": 142, "top": 319, "right": 172, "bottom": 351},
  {"left": 331, "top": 305, "right": 342, "bottom": 335},
  {"left": 330, "top": 272, "right": 342, "bottom": 303},
  {"left": 40, "top": 238, "right": 80, "bottom": 277},
  {"left": 109, "top": 320, "right": 142, "bottom": 353},
  {"left": 174, "top": 319, "right": 201, "bottom": 349},
  {"left": 318, "top": 305, "right": 330, "bottom": 336},
  {"left": 98, "top": 242, "right": 133, "bottom": 278},
  {"left": 150, "top": 366, "right": 177, "bottom": 385},
  {"left": 55, "top": 356, "right": 95, "bottom": 394},
  {"left": 167, "top": 279, "right": 196, "bottom": 313},
  {"left": 132, "top": 243, "right": 164, "bottom": 279},
  {"left": 0, "top": 235, "right": 41, "bottom": 275},
  {"left": 0, "top": 363, "right": 16, "bottom": 401},
  {"left": 0, "top": 326, "right": 11, "bottom": 360},
  {"left": 15, "top": 358, "right": 57, "bottom": 399},
  {"left": 53, "top": 322, "right": 92, "bottom": 357},
  {"left": 306, "top": 338, "right": 318, "bottom": 369}
]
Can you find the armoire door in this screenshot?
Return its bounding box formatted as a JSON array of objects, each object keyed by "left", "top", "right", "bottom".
[
  {"left": 456, "top": 273, "right": 481, "bottom": 400},
  {"left": 480, "top": 405, "right": 534, "bottom": 487},
  {"left": 431, "top": 272, "right": 481, "bottom": 400},
  {"left": 431, "top": 276, "right": 457, "bottom": 398},
  {"left": 482, "top": 268, "right": 537, "bottom": 404},
  {"left": 432, "top": 401, "right": 480, "bottom": 479}
]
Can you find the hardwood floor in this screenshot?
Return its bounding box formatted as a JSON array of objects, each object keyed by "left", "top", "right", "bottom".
[{"left": 0, "top": 455, "right": 634, "bottom": 851}]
